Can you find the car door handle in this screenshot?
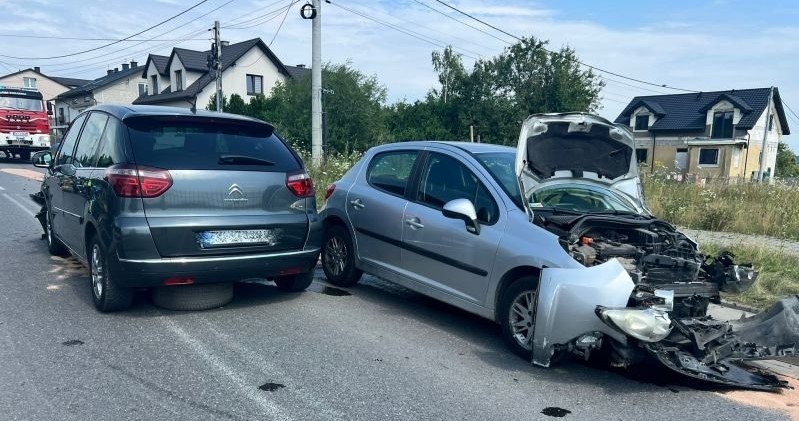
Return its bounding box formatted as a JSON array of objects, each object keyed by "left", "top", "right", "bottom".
[
  {"left": 405, "top": 218, "right": 424, "bottom": 229},
  {"left": 350, "top": 198, "right": 365, "bottom": 209}
]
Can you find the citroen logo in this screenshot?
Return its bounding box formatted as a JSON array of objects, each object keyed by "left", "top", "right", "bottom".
[{"left": 224, "top": 184, "right": 248, "bottom": 202}]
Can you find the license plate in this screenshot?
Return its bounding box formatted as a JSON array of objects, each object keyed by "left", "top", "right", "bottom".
[
  {"left": 197, "top": 229, "right": 278, "bottom": 248},
  {"left": 12, "top": 131, "right": 29, "bottom": 137}
]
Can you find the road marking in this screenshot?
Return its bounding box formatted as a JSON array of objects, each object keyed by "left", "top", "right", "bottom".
[
  {"left": 162, "top": 318, "right": 292, "bottom": 421},
  {"left": 2, "top": 193, "right": 36, "bottom": 217},
  {"left": 0, "top": 168, "right": 44, "bottom": 182},
  {"left": 0, "top": 185, "right": 5, "bottom": 190}
]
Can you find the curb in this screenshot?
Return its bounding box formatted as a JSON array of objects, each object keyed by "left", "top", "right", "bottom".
[{"left": 718, "top": 299, "right": 760, "bottom": 314}]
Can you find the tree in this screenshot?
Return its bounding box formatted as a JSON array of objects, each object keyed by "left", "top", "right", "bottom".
[{"left": 775, "top": 142, "right": 799, "bottom": 177}]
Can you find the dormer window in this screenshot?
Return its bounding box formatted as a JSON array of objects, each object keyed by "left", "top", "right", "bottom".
[
  {"left": 151, "top": 75, "right": 159, "bottom": 94},
  {"left": 711, "top": 111, "right": 733, "bottom": 138},
  {"left": 634, "top": 114, "right": 649, "bottom": 131},
  {"left": 174, "top": 70, "right": 183, "bottom": 91}
]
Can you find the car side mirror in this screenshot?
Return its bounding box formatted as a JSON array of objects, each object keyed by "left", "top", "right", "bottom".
[
  {"left": 31, "top": 150, "right": 52, "bottom": 168},
  {"left": 442, "top": 198, "right": 480, "bottom": 235}
]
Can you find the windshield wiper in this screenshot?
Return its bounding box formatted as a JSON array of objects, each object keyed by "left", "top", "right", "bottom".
[{"left": 218, "top": 154, "right": 275, "bottom": 166}]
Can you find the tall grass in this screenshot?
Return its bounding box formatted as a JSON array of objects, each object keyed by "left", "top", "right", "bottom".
[
  {"left": 643, "top": 169, "right": 799, "bottom": 240},
  {"left": 290, "top": 145, "right": 363, "bottom": 207}
]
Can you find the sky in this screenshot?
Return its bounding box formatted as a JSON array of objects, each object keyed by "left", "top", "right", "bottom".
[{"left": 1, "top": 0, "right": 797, "bottom": 147}]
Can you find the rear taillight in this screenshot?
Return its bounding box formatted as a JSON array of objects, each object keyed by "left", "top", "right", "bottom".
[
  {"left": 324, "top": 183, "right": 336, "bottom": 201},
  {"left": 286, "top": 171, "right": 315, "bottom": 197},
  {"left": 104, "top": 164, "right": 172, "bottom": 198}
]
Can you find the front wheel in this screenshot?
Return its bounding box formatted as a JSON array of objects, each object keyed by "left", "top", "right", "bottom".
[
  {"left": 89, "top": 237, "right": 133, "bottom": 312},
  {"left": 45, "top": 207, "right": 68, "bottom": 256},
  {"left": 321, "top": 225, "right": 362, "bottom": 287},
  {"left": 499, "top": 276, "right": 539, "bottom": 359}
]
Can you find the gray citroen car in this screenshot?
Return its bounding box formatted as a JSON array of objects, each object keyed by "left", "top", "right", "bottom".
[
  {"left": 32, "top": 105, "right": 321, "bottom": 312},
  {"left": 319, "top": 113, "right": 797, "bottom": 390}
]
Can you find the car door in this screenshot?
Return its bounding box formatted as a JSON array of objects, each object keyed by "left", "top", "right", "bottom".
[
  {"left": 346, "top": 150, "right": 419, "bottom": 273},
  {"left": 48, "top": 113, "right": 88, "bottom": 248},
  {"left": 61, "top": 111, "right": 109, "bottom": 255},
  {"left": 401, "top": 151, "right": 505, "bottom": 304}
]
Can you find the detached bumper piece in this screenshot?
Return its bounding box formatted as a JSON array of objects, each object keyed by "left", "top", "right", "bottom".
[{"left": 644, "top": 296, "right": 799, "bottom": 390}]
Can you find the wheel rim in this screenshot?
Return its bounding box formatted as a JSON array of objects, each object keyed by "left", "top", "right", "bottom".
[
  {"left": 323, "top": 236, "right": 347, "bottom": 277},
  {"left": 91, "top": 244, "right": 104, "bottom": 299},
  {"left": 508, "top": 290, "right": 536, "bottom": 350}
]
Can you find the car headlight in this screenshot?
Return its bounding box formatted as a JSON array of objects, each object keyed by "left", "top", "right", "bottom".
[{"left": 595, "top": 307, "right": 672, "bottom": 342}]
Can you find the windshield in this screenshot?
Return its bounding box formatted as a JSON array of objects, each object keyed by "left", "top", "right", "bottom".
[
  {"left": 474, "top": 151, "right": 524, "bottom": 210},
  {"left": 0, "top": 95, "right": 43, "bottom": 111},
  {"left": 529, "top": 183, "right": 640, "bottom": 214}
]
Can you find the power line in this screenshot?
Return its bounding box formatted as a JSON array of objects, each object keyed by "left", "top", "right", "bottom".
[
  {"left": 601, "top": 76, "right": 671, "bottom": 95},
  {"left": 224, "top": 3, "right": 293, "bottom": 30},
  {"left": 0, "top": 34, "right": 206, "bottom": 41},
  {"left": 430, "top": 0, "right": 700, "bottom": 93},
  {"left": 412, "top": 0, "right": 512, "bottom": 45},
  {"left": 270, "top": 1, "right": 298, "bottom": 46},
  {"left": 0, "top": 0, "right": 211, "bottom": 60},
  {"left": 783, "top": 100, "right": 799, "bottom": 125},
  {"left": 330, "top": 2, "right": 480, "bottom": 60},
  {"left": 222, "top": 0, "right": 288, "bottom": 28}
]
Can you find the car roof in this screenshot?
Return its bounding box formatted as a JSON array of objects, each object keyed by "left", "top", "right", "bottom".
[
  {"left": 372, "top": 140, "right": 515, "bottom": 154},
  {"left": 83, "top": 104, "right": 270, "bottom": 126}
]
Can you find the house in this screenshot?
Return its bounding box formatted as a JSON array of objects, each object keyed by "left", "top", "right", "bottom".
[
  {"left": 134, "top": 38, "right": 309, "bottom": 110},
  {"left": 0, "top": 67, "right": 90, "bottom": 129},
  {"left": 53, "top": 61, "right": 145, "bottom": 133},
  {"left": 614, "top": 87, "right": 791, "bottom": 180}
]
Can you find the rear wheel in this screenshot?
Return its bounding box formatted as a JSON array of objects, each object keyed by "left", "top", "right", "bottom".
[
  {"left": 321, "top": 224, "right": 362, "bottom": 287},
  {"left": 499, "top": 276, "right": 539, "bottom": 359},
  {"left": 45, "top": 207, "right": 68, "bottom": 256},
  {"left": 152, "top": 283, "right": 234, "bottom": 311},
  {"left": 273, "top": 270, "right": 314, "bottom": 292},
  {"left": 89, "top": 237, "right": 133, "bottom": 312}
]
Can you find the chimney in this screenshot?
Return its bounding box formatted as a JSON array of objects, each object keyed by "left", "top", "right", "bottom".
[
  {"left": 130, "top": 60, "right": 138, "bottom": 68},
  {"left": 122, "top": 63, "right": 130, "bottom": 71},
  {"left": 34, "top": 66, "right": 41, "bottom": 73},
  {"left": 107, "top": 69, "right": 113, "bottom": 75},
  {"left": 295, "top": 64, "right": 306, "bottom": 68},
  {"left": 221, "top": 40, "right": 230, "bottom": 48},
  {"left": 114, "top": 67, "right": 119, "bottom": 73}
]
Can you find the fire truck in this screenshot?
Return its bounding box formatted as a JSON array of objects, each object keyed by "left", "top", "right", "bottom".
[{"left": 0, "top": 86, "right": 51, "bottom": 160}]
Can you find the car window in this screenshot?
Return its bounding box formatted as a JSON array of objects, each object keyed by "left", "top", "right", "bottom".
[
  {"left": 416, "top": 153, "right": 498, "bottom": 224},
  {"left": 530, "top": 184, "right": 639, "bottom": 213},
  {"left": 95, "top": 117, "right": 126, "bottom": 168},
  {"left": 366, "top": 151, "right": 418, "bottom": 196},
  {"left": 474, "top": 151, "right": 523, "bottom": 210},
  {"left": 73, "top": 112, "right": 109, "bottom": 168},
  {"left": 55, "top": 113, "right": 88, "bottom": 166},
  {"left": 126, "top": 116, "right": 301, "bottom": 172}
]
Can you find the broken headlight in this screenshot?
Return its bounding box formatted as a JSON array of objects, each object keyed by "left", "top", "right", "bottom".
[{"left": 595, "top": 307, "right": 672, "bottom": 342}]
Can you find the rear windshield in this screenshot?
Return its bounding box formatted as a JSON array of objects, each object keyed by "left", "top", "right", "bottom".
[{"left": 126, "top": 116, "right": 301, "bottom": 172}]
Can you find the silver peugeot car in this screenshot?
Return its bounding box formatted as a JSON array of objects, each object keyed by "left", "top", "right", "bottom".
[{"left": 319, "top": 113, "right": 796, "bottom": 390}]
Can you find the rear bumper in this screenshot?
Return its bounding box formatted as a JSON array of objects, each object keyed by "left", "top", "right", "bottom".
[{"left": 112, "top": 248, "right": 320, "bottom": 287}]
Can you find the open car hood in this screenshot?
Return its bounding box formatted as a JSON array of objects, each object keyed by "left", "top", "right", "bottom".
[{"left": 515, "top": 113, "right": 646, "bottom": 210}]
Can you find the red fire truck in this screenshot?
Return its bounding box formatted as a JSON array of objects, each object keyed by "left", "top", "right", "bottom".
[{"left": 0, "top": 86, "right": 51, "bottom": 160}]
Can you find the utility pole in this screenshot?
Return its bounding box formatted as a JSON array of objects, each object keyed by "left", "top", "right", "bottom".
[
  {"left": 213, "top": 20, "right": 223, "bottom": 113},
  {"left": 310, "top": 0, "right": 323, "bottom": 165},
  {"left": 756, "top": 86, "right": 774, "bottom": 182}
]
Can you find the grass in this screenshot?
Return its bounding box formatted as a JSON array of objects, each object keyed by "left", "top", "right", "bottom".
[
  {"left": 643, "top": 171, "right": 799, "bottom": 240},
  {"left": 701, "top": 242, "right": 799, "bottom": 309}
]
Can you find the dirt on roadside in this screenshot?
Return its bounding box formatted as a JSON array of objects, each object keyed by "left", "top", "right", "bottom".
[{"left": 720, "top": 377, "right": 799, "bottom": 420}]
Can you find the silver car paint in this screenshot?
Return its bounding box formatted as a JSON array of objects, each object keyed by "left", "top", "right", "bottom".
[{"left": 321, "top": 140, "right": 632, "bottom": 362}]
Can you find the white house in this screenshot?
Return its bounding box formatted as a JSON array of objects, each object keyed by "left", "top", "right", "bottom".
[
  {"left": 134, "top": 38, "right": 309, "bottom": 110},
  {"left": 0, "top": 67, "right": 90, "bottom": 132}
]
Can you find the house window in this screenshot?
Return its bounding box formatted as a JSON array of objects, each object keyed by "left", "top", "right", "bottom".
[
  {"left": 57, "top": 108, "right": 65, "bottom": 125},
  {"left": 634, "top": 114, "right": 649, "bottom": 131},
  {"left": 246, "top": 74, "right": 263, "bottom": 95},
  {"left": 698, "top": 148, "right": 720, "bottom": 166},
  {"left": 23, "top": 77, "right": 37, "bottom": 89},
  {"left": 138, "top": 83, "right": 148, "bottom": 96},
  {"left": 174, "top": 70, "right": 183, "bottom": 91},
  {"left": 768, "top": 114, "right": 774, "bottom": 131},
  {"left": 151, "top": 75, "right": 159, "bottom": 94},
  {"left": 635, "top": 148, "right": 648, "bottom": 164},
  {"left": 711, "top": 111, "right": 734, "bottom": 139}
]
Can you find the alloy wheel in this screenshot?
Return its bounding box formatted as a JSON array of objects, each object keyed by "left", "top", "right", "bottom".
[
  {"left": 324, "top": 236, "right": 347, "bottom": 277},
  {"left": 91, "top": 244, "right": 104, "bottom": 299},
  {"left": 508, "top": 290, "right": 536, "bottom": 350}
]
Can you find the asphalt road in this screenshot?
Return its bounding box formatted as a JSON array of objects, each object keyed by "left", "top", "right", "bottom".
[{"left": 0, "top": 160, "right": 785, "bottom": 421}]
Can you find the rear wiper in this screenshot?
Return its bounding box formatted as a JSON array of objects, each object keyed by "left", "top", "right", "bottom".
[{"left": 218, "top": 154, "right": 275, "bottom": 166}]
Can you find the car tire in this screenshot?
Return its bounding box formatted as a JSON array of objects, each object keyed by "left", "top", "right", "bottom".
[
  {"left": 89, "top": 236, "right": 133, "bottom": 312},
  {"left": 152, "top": 283, "right": 234, "bottom": 311},
  {"left": 45, "top": 206, "right": 68, "bottom": 256},
  {"left": 499, "top": 275, "right": 539, "bottom": 359},
  {"left": 321, "top": 224, "right": 363, "bottom": 287},
  {"left": 273, "top": 270, "right": 314, "bottom": 292}
]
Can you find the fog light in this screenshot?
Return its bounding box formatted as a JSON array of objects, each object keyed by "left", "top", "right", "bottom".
[{"left": 164, "top": 277, "right": 194, "bottom": 286}]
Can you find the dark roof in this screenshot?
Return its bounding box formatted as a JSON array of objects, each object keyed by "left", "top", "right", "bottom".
[
  {"left": 135, "top": 38, "right": 294, "bottom": 106},
  {"left": 615, "top": 87, "right": 790, "bottom": 135},
  {"left": 56, "top": 65, "right": 145, "bottom": 99},
  {"left": 0, "top": 67, "right": 90, "bottom": 89},
  {"left": 285, "top": 65, "right": 310, "bottom": 80},
  {"left": 144, "top": 54, "right": 170, "bottom": 76},
  {"left": 50, "top": 76, "right": 91, "bottom": 88}
]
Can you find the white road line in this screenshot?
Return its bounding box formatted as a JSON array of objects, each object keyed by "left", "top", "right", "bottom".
[
  {"left": 2, "top": 193, "right": 36, "bottom": 217},
  {"left": 0, "top": 185, "right": 5, "bottom": 190},
  {"left": 161, "top": 318, "right": 292, "bottom": 421}
]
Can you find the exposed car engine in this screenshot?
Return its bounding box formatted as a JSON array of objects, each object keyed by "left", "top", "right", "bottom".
[{"left": 537, "top": 213, "right": 757, "bottom": 317}]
